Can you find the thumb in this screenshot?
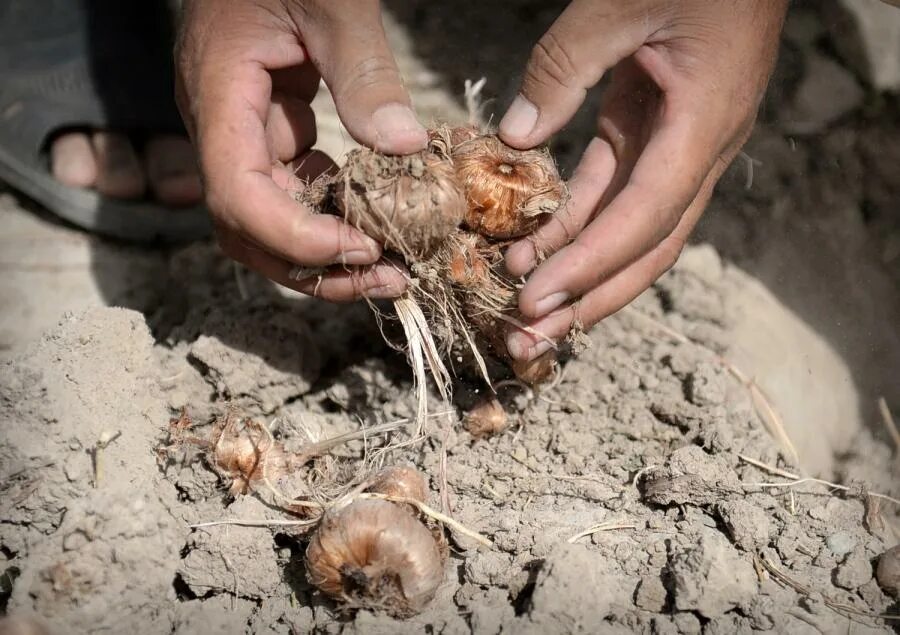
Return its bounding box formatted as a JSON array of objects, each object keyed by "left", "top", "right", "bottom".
[
  {"left": 300, "top": 3, "right": 427, "bottom": 155},
  {"left": 499, "top": 0, "right": 651, "bottom": 149}
]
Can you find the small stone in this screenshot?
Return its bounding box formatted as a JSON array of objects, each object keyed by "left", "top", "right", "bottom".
[
  {"left": 825, "top": 531, "right": 856, "bottom": 557},
  {"left": 835, "top": 550, "right": 873, "bottom": 591},
  {"left": 876, "top": 545, "right": 900, "bottom": 598}
]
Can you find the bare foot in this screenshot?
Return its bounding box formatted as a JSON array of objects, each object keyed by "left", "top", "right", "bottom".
[{"left": 50, "top": 130, "right": 202, "bottom": 207}]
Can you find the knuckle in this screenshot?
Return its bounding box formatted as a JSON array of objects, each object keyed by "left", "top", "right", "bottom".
[
  {"left": 656, "top": 236, "right": 685, "bottom": 274},
  {"left": 526, "top": 31, "right": 581, "bottom": 90},
  {"left": 335, "top": 54, "right": 402, "bottom": 101},
  {"left": 534, "top": 210, "right": 579, "bottom": 254}
]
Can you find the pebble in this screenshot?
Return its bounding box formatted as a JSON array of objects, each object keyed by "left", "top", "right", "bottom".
[{"left": 825, "top": 531, "right": 856, "bottom": 557}]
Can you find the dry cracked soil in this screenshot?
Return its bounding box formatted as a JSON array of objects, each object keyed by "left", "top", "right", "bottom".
[{"left": 1, "top": 1, "right": 899, "bottom": 634}]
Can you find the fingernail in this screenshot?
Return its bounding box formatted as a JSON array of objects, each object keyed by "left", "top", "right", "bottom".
[
  {"left": 365, "top": 283, "right": 405, "bottom": 299},
  {"left": 340, "top": 245, "right": 380, "bottom": 265},
  {"left": 533, "top": 291, "right": 569, "bottom": 316},
  {"left": 507, "top": 332, "right": 553, "bottom": 362},
  {"left": 505, "top": 240, "right": 537, "bottom": 276},
  {"left": 372, "top": 103, "right": 428, "bottom": 152},
  {"left": 506, "top": 331, "right": 531, "bottom": 360},
  {"left": 525, "top": 339, "right": 554, "bottom": 362},
  {"left": 499, "top": 95, "right": 538, "bottom": 141}
]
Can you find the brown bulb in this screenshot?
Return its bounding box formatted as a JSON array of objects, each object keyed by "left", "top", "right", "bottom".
[
  {"left": 366, "top": 466, "right": 429, "bottom": 503},
  {"left": 464, "top": 397, "right": 509, "bottom": 438},
  {"left": 877, "top": 544, "right": 900, "bottom": 598},
  {"left": 333, "top": 147, "right": 466, "bottom": 260},
  {"left": 512, "top": 348, "right": 558, "bottom": 386},
  {"left": 210, "top": 415, "right": 290, "bottom": 496},
  {"left": 452, "top": 134, "right": 565, "bottom": 239},
  {"left": 447, "top": 232, "right": 493, "bottom": 288},
  {"left": 306, "top": 499, "right": 444, "bottom": 617}
]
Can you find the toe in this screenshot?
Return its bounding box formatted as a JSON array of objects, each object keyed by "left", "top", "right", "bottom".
[
  {"left": 91, "top": 132, "right": 146, "bottom": 199},
  {"left": 144, "top": 135, "right": 203, "bottom": 207},
  {"left": 50, "top": 132, "right": 98, "bottom": 188}
]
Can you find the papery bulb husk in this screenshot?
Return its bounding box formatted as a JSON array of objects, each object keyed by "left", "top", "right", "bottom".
[
  {"left": 209, "top": 414, "right": 293, "bottom": 496},
  {"left": 464, "top": 397, "right": 509, "bottom": 438},
  {"left": 366, "top": 466, "right": 429, "bottom": 504},
  {"left": 306, "top": 499, "right": 444, "bottom": 617},
  {"left": 332, "top": 147, "right": 466, "bottom": 260},
  {"left": 511, "top": 349, "right": 558, "bottom": 386},
  {"left": 451, "top": 134, "right": 566, "bottom": 239}
]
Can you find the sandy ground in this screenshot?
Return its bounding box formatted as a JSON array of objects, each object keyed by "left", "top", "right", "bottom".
[{"left": 1, "top": 2, "right": 899, "bottom": 634}]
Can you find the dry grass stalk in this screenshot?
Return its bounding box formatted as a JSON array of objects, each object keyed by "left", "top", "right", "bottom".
[
  {"left": 757, "top": 552, "right": 899, "bottom": 622},
  {"left": 567, "top": 520, "right": 637, "bottom": 544},
  {"left": 877, "top": 396, "right": 900, "bottom": 459},
  {"left": 738, "top": 454, "right": 900, "bottom": 507},
  {"left": 189, "top": 491, "right": 492, "bottom": 549}
]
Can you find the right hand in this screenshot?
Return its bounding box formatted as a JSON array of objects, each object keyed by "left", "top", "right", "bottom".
[{"left": 175, "top": 0, "right": 425, "bottom": 301}]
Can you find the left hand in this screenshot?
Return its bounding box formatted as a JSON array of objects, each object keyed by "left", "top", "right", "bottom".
[{"left": 500, "top": 0, "right": 788, "bottom": 361}]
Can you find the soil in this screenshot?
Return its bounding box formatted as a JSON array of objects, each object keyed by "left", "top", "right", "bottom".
[{"left": 1, "top": 2, "right": 899, "bottom": 634}]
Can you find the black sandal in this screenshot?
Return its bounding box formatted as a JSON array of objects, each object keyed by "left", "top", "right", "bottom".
[{"left": 0, "top": 0, "right": 210, "bottom": 243}]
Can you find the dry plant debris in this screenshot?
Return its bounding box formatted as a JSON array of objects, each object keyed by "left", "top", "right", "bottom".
[{"left": 163, "top": 410, "right": 486, "bottom": 616}]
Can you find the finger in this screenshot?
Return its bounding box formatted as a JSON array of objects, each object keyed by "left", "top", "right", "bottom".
[
  {"left": 517, "top": 51, "right": 722, "bottom": 319},
  {"left": 217, "top": 225, "right": 407, "bottom": 301},
  {"left": 271, "top": 149, "right": 337, "bottom": 194},
  {"left": 195, "top": 58, "right": 381, "bottom": 266},
  {"left": 505, "top": 136, "right": 617, "bottom": 276},
  {"left": 292, "top": 262, "right": 408, "bottom": 302},
  {"left": 507, "top": 56, "right": 662, "bottom": 278},
  {"left": 507, "top": 164, "right": 720, "bottom": 361},
  {"left": 298, "top": 4, "right": 427, "bottom": 154},
  {"left": 266, "top": 92, "right": 317, "bottom": 163},
  {"left": 498, "top": 0, "right": 654, "bottom": 149}
]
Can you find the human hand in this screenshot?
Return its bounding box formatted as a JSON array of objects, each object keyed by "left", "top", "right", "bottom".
[
  {"left": 500, "top": 0, "right": 787, "bottom": 361},
  {"left": 176, "top": 0, "right": 426, "bottom": 301}
]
